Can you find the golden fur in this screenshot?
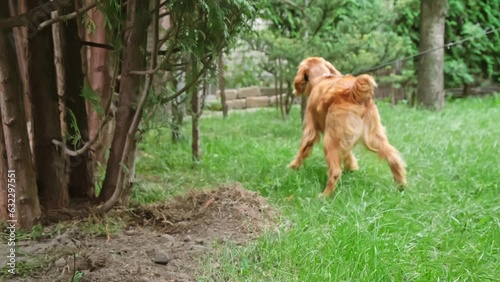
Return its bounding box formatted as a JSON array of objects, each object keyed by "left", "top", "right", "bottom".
[{"left": 289, "top": 57, "right": 407, "bottom": 196}]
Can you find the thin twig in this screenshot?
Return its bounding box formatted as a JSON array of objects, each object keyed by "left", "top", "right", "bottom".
[{"left": 164, "top": 63, "right": 209, "bottom": 103}]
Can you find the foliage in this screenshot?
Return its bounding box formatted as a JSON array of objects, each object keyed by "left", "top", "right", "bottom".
[
  {"left": 228, "top": 0, "right": 411, "bottom": 90},
  {"left": 143, "top": 0, "right": 257, "bottom": 116},
  {"left": 135, "top": 95, "right": 500, "bottom": 280},
  {"left": 445, "top": 0, "right": 500, "bottom": 87},
  {"left": 394, "top": 0, "right": 500, "bottom": 89}
]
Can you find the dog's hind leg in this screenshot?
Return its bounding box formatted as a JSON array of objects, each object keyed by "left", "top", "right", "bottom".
[
  {"left": 362, "top": 105, "right": 407, "bottom": 189},
  {"left": 288, "top": 110, "right": 319, "bottom": 169},
  {"left": 320, "top": 111, "right": 360, "bottom": 197},
  {"left": 343, "top": 152, "right": 359, "bottom": 171},
  {"left": 321, "top": 133, "right": 342, "bottom": 197}
]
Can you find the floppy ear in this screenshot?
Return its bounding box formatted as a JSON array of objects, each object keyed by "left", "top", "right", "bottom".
[
  {"left": 293, "top": 66, "right": 307, "bottom": 96},
  {"left": 325, "top": 61, "right": 342, "bottom": 76}
]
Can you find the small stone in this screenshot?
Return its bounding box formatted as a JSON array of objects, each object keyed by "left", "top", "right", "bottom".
[
  {"left": 55, "top": 258, "right": 66, "bottom": 267},
  {"left": 124, "top": 230, "right": 138, "bottom": 236},
  {"left": 183, "top": 235, "right": 192, "bottom": 242},
  {"left": 190, "top": 245, "right": 207, "bottom": 251},
  {"left": 154, "top": 251, "right": 170, "bottom": 265},
  {"left": 159, "top": 234, "right": 175, "bottom": 243},
  {"left": 194, "top": 238, "right": 204, "bottom": 245}
]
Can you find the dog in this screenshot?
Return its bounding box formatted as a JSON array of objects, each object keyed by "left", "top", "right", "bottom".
[{"left": 289, "top": 57, "right": 407, "bottom": 196}]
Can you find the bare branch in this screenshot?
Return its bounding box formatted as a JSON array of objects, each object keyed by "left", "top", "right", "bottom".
[
  {"left": 164, "top": 63, "right": 210, "bottom": 103},
  {"left": 37, "top": 3, "right": 98, "bottom": 31},
  {"left": 81, "top": 40, "right": 115, "bottom": 50},
  {"left": 52, "top": 116, "right": 111, "bottom": 157}
]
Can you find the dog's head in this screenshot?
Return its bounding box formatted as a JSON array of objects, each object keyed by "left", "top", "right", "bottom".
[{"left": 293, "top": 57, "right": 341, "bottom": 96}]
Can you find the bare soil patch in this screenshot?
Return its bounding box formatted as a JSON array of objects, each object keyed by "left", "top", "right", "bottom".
[{"left": 2, "top": 183, "right": 278, "bottom": 282}]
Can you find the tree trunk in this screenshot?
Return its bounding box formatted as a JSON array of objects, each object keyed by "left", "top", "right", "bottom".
[
  {"left": 27, "top": 0, "right": 69, "bottom": 209},
  {"left": 0, "top": 16, "right": 41, "bottom": 228},
  {"left": 300, "top": 96, "right": 308, "bottom": 122},
  {"left": 170, "top": 75, "right": 184, "bottom": 142},
  {"left": 0, "top": 113, "right": 8, "bottom": 221},
  {"left": 417, "top": 0, "right": 447, "bottom": 110},
  {"left": 190, "top": 59, "right": 201, "bottom": 162},
  {"left": 99, "top": 0, "right": 148, "bottom": 203},
  {"left": 218, "top": 53, "right": 228, "bottom": 118},
  {"left": 285, "top": 81, "right": 294, "bottom": 115},
  {"left": 59, "top": 3, "right": 94, "bottom": 198},
  {"left": 8, "top": 0, "right": 34, "bottom": 163},
  {"left": 84, "top": 0, "right": 114, "bottom": 169}
]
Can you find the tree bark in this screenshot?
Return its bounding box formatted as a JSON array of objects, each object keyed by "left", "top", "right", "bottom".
[
  {"left": 59, "top": 3, "right": 94, "bottom": 198},
  {"left": 99, "top": 0, "right": 148, "bottom": 202},
  {"left": 0, "top": 8, "right": 41, "bottom": 228},
  {"left": 218, "top": 53, "right": 228, "bottom": 118},
  {"left": 27, "top": 0, "right": 69, "bottom": 209},
  {"left": 417, "top": 0, "right": 447, "bottom": 110},
  {"left": 0, "top": 113, "right": 8, "bottom": 221},
  {"left": 84, "top": 0, "right": 114, "bottom": 169},
  {"left": 8, "top": 0, "right": 34, "bottom": 163}
]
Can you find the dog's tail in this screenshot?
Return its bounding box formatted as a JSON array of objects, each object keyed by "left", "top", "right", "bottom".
[{"left": 351, "top": 74, "right": 377, "bottom": 103}]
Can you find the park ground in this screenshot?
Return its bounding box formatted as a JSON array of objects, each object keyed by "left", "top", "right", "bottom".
[{"left": 2, "top": 95, "right": 500, "bottom": 281}]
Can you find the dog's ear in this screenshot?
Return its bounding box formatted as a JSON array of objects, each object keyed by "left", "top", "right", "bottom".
[
  {"left": 293, "top": 65, "right": 308, "bottom": 96},
  {"left": 325, "top": 61, "right": 342, "bottom": 76}
]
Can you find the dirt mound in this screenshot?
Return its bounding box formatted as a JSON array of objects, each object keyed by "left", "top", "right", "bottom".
[
  {"left": 129, "top": 183, "right": 278, "bottom": 240},
  {"left": 4, "top": 183, "right": 278, "bottom": 282}
]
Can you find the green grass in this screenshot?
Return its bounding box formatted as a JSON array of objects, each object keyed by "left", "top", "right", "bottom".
[{"left": 136, "top": 95, "right": 500, "bottom": 281}]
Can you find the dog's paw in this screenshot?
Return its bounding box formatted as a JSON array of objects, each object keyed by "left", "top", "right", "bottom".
[
  {"left": 395, "top": 178, "right": 407, "bottom": 192},
  {"left": 287, "top": 161, "right": 301, "bottom": 170},
  {"left": 344, "top": 165, "right": 359, "bottom": 172},
  {"left": 317, "top": 192, "right": 329, "bottom": 199}
]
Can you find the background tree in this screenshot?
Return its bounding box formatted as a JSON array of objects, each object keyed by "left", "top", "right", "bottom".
[
  {"left": 417, "top": 0, "right": 448, "bottom": 109},
  {"left": 396, "top": 0, "right": 500, "bottom": 100},
  {"left": 0, "top": 0, "right": 255, "bottom": 228},
  {"left": 0, "top": 3, "right": 41, "bottom": 228},
  {"left": 27, "top": 0, "right": 69, "bottom": 209},
  {"left": 231, "top": 0, "right": 410, "bottom": 118},
  {"left": 98, "top": 0, "right": 149, "bottom": 203},
  {"left": 444, "top": 0, "right": 500, "bottom": 95}
]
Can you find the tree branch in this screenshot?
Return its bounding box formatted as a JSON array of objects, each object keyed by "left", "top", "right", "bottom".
[
  {"left": 52, "top": 116, "right": 111, "bottom": 157},
  {"left": 164, "top": 62, "right": 210, "bottom": 103},
  {"left": 37, "top": 3, "right": 97, "bottom": 31},
  {"left": 81, "top": 40, "right": 115, "bottom": 50},
  {"left": 0, "top": 0, "right": 71, "bottom": 29}
]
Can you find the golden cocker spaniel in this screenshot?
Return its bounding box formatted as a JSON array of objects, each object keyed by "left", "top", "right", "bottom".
[{"left": 289, "top": 57, "right": 407, "bottom": 196}]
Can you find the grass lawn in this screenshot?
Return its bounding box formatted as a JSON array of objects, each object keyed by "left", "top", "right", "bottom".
[{"left": 136, "top": 95, "right": 500, "bottom": 281}]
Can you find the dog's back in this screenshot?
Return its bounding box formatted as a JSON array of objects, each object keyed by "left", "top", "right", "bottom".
[{"left": 309, "top": 74, "right": 377, "bottom": 115}]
